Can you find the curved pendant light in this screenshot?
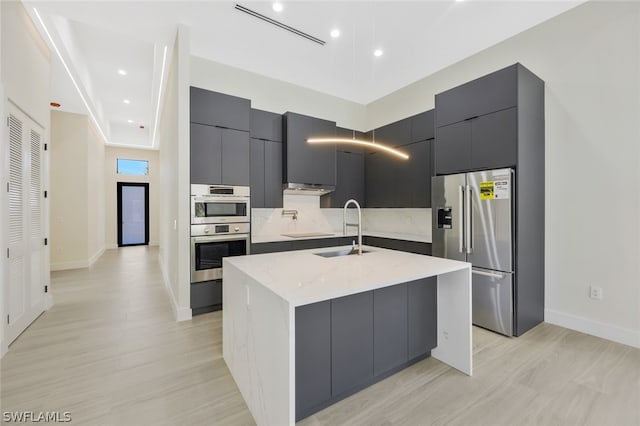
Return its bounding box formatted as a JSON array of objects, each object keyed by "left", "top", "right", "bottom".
[{"left": 307, "top": 130, "right": 409, "bottom": 160}]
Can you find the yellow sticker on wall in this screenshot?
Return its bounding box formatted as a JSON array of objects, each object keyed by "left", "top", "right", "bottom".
[{"left": 480, "top": 182, "right": 494, "bottom": 200}]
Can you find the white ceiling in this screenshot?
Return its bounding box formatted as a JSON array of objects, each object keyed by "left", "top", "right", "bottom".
[{"left": 26, "top": 0, "right": 583, "bottom": 149}]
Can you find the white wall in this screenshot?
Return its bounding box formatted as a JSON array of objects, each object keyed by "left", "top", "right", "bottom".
[
  {"left": 158, "top": 26, "right": 191, "bottom": 321},
  {"left": 367, "top": 2, "right": 640, "bottom": 347},
  {"left": 1, "top": 0, "right": 52, "bottom": 356},
  {"left": 50, "top": 111, "right": 106, "bottom": 270},
  {"left": 190, "top": 56, "right": 366, "bottom": 131},
  {"left": 104, "top": 146, "right": 159, "bottom": 248},
  {"left": 50, "top": 111, "right": 88, "bottom": 269},
  {"left": 87, "top": 122, "right": 105, "bottom": 262}
]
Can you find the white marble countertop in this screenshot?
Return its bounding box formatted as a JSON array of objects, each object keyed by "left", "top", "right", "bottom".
[
  {"left": 224, "top": 245, "right": 468, "bottom": 306},
  {"left": 251, "top": 231, "right": 432, "bottom": 244}
]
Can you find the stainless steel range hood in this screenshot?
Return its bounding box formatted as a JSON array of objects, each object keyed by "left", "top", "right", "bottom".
[{"left": 283, "top": 182, "right": 335, "bottom": 196}]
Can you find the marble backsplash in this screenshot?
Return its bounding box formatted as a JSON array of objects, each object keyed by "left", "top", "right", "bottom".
[{"left": 251, "top": 195, "right": 432, "bottom": 241}]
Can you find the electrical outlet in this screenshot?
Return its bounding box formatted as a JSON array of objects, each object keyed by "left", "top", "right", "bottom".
[{"left": 589, "top": 285, "right": 603, "bottom": 300}]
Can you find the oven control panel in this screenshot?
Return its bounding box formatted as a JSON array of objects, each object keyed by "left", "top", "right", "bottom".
[{"left": 191, "top": 223, "right": 250, "bottom": 237}]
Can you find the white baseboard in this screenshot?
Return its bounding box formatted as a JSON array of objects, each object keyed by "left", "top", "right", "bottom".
[
  {"left": 106, "top": 243, "right": 118, "bottom": 250},
  {"left": 545, "top": 308, "right": 640, "bottom": 349},
  {"left": 51, "top": 259, "right": 89, "bottom": 271},
  {"left": 88, "top": 246, "right": 105, "bottom": 267},
  {"left": 158, "top": 254, "right": 192, "bottom": 322},
  {"left": 44, "top": 293, "right": 53, "bottom": 310}
]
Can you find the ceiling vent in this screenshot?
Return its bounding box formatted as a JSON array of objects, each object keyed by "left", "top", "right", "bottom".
[{"left": 235, "top": 4, "right": 325, "bottom": 46}]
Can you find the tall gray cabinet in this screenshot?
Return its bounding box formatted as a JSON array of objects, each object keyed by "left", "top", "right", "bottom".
[
  {"left": 250, "top": 109, "right": 283, "bottom": 208},
  {"left": 434, "top": 63, "right": 545, "bottom": 336}
]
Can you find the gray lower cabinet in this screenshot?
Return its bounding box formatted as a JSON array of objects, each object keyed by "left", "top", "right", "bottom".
[
  {"left": 250, "top": 241, "right": 292, "bottom": 254},
  {"left": 191, "top": 123, "right": 250, "bottom": 185},
  {"left": 331, "top": 291, "right": 374, "bottom": 397},
  {"left": 373, "top": 284, "right": 408, "bottom": 376},
  {"left": 295, "top": 279, "right": 438, "bottom": 421},
  {"left": 408, "top": 278, "right": 438, "bottom": 360},
  {"left": 295, "top": 301, "right": 332, "bottom": 420},
  {"left": 363, "top": 236, "right": 432, "bottom": 256},
  {"left": 191, "top": 280, "right": 222, "bottom": 315}
]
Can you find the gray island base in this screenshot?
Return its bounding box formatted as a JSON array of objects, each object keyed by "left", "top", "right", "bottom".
[{"left": 223, "top": 245, "right": 472, "bottom": 425}]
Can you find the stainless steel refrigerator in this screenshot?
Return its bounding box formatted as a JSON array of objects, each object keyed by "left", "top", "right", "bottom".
[{"left": 432, "top": 168, "right": 515, "bottom": 336}]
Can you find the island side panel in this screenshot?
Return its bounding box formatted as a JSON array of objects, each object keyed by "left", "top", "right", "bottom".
[
  {"left": 223, "top": 261, "right": 294, "bottom": 426},
  {"left": 432, "top": 267, "right": 473, "bottom": 375}
]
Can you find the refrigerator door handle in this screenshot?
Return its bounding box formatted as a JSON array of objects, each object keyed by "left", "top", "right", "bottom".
[
  {"left": 472, "top": 268, "right": 504, "bottom": 279},
  {"left": 466, "top": 185, "right": 473, "bottom": 254},
  {"left": 458, "top": 185, "right": 465, "bottom": 253}
]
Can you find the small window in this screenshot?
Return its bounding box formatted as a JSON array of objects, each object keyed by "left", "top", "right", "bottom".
[{"left": 117, "top": 159, "right": 149, "bottom": 176}]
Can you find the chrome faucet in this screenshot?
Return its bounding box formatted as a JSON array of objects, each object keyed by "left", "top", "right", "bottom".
[{"left": 343, "top": 199, "right": 362, "bottom": 255}]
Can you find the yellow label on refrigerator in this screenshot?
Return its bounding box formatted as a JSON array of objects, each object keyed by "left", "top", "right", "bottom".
[{"left": 480, "top": 182, "right": 494, "bottom": 200}]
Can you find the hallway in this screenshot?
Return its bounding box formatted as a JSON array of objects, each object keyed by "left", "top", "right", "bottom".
[{"left": 0, "top": 247, "right": 253, "bottom": 425}]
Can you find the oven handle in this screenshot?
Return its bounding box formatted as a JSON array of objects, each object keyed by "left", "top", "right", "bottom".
[
  {"left": 192, "top": 196, "right": 251, "bottom": 203},
  {"left": 192, "top": 234, "right": 250, "bottom": 244}
]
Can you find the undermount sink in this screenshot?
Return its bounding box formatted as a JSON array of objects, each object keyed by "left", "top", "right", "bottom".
[{"left": 314, "top": 248, "right": 371, "bottom": 258}]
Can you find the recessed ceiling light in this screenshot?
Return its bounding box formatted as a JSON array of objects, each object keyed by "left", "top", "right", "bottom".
[
  {"left": 330, "top": 28, "right": 340, "bottom": 38},
  {"left": 127, "top": 119, "right": 133, "bottom": 123},
  {"left": 373, "top": 49, "right": 384, "bottom": 57},
  {"left": 456, "top": 0, "right": 465, "bottom": 2},
  {"left": 272, "top": 2, "right": 283, "bottom": 12},
  {"left": 123, "top": 99, "right": 130, "bottom": 104},
  {"left": 117, "top": 69, "right": 127, "bottom": 76}
]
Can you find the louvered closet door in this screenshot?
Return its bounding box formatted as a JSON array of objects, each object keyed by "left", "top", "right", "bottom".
[{"left": 5, "top": 105, "right": 46, "bottom": 345}]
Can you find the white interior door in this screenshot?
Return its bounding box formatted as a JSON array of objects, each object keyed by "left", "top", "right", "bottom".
[{"left": 5, "top": 105, "right": 46, "bottom": 345}]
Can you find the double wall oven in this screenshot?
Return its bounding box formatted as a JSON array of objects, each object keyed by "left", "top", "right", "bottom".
[{"left": 191, "top": 185, "right": 250, "bottom": 283}]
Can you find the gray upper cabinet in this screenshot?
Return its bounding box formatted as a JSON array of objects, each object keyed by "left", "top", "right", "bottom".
[
  {"left": 283, "top": 112, "right": 336, "bottom": 187},
  {"left": 264, "top": 140, "right": 283, "bottom": 207},
  {"left": 190, "top": 123, "right": 222, "bottom": 184},
  {"left": 365, "top": 151, "right": 396, "bottom": 208},
  {"left": 250, "top": 109, "right": 282, "bottom": 142},
  {"left": 191, "top": 123, "right": 249, "bottom": 185},
  {"left": 470, "top": 107, "right": 517, "bottom": 170},
  {"left": 221, "top": 129, "right": 250, "bottom": 186},
  {"left": 321, "top": 126, "right": 365, "bottom": 208},
  {"left": 435, "top": 105, "right": 518, "bottom": 175},
  {"left": 435, "top": 64, "right": 518, "bottom": 128},
  {"left": 410, "top": 110, "right": 435, "bottom": 142},
  {"left": 401, "top": 140, "right": 432, "bottom": 208},
  {"left": 190, "top": 86, "right": 251, "bottom": 131},
  {"left": 365, "top": 139, "right": 432, "bottom": 208},
  {"left": 435, "top": 120, "right": 472, "bottom": 175},
  {"left": 250, "top": 138, "right": 283, "bottom": 208},
  {"left": 250, "top": 138, "right": 265, "bottom": 208},
  {"left": 373, "top": 118, "right": 411, "bottom": 147}
]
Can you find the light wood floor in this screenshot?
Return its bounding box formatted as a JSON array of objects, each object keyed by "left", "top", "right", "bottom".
[{"left": 1, "top": 247, "right": 638, "bottom": 425}]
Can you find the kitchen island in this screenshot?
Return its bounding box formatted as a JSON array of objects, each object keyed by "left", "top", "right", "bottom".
[{"left": 223, "top": 246, "right": 471, "bottom": 426}]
